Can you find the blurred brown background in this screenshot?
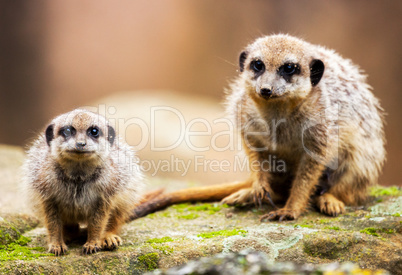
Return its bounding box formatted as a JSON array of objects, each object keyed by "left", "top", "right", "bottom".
[{"left": 0, "top": 0, "right": 401, "bottom": 186}]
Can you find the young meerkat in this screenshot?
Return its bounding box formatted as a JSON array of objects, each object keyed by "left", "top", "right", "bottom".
[
  {"left": 23, "top": 109, "right": 144, "bottom": 255},
  {"left": 131, "top": 34, "right": 386, "bottom": 222}
]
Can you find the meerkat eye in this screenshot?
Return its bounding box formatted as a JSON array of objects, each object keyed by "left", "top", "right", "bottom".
[
  {"left": 60, "top": 126, "right": 75, "bottom": 138},
  {"left": 250, "top": 60, "right": 265, "bottom": 74},
  {"left": 280, "top": 63, "right": 299, "bottom": 76},
  {"left": 87, "top": 126, "right": 100, "bottom": 138},
  {"left": 278, "top": 63, "right": 300, "bottom": 81},
  {"left": 284, "top": 64, "right": 296, "bottom": 75}
]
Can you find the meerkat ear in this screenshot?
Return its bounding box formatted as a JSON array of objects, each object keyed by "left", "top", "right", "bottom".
[
  {"left": 45, "top": 124, "right": 54, "bottom": 146},
  {"left": 239, "top": 51, "right": 248, "bottom": 72},
  {"left": 107, "top": 126, "right": 116, "bottom": 145},
  {"left": 310, "top": 59, "right": 325, "bottom": 86}
]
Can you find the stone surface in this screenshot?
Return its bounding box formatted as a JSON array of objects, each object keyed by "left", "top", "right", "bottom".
[
  {"left": 148, "top": 250, "right": 390, "bottom": 275},
  {"left": 0, "top": 145, "right": 401, "bottom": 274}
]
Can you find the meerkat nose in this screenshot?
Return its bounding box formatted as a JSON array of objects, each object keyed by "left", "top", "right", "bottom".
[
  {"left": 260, "top": 88, "right": 272, "bottom": 99},
  {"left": 76, "top": 142, "right": 86, "bottom": 150}
]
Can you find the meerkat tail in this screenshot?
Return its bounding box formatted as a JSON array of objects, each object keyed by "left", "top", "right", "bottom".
[
  {"left": 129, "top": 181, "right": 252, "bottom": 220},
  {"left": 136, "top": 189, "right": 165, "bottom": 205}
]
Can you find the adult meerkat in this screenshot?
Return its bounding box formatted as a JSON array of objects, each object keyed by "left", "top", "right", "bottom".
[
  {"left": 23, "top": 109, "right": 144, "bottom": 255},
  {"left": 132, "top": 34, "right": 386, "bottom": 222},
  {"left": 221, "top": 34, "right": 386, "bottom": 221}
]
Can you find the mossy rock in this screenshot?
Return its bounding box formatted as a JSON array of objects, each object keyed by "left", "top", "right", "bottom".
[
  {"left": 148, "top": 250, "right": 391, "bottom": 275},
  {"left": 303, "top": 232, "right": 359, "bottom": 259},
  {"left": 0, "top": 145, "right": 401, "bottom": 274},
  {"left": 0, "top": 213, "right": 39, "bottom": 246}
]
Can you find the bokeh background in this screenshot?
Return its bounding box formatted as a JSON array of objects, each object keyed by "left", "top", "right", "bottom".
[{"left": 0, "top": 1, "right": 401, "bottom": 186}]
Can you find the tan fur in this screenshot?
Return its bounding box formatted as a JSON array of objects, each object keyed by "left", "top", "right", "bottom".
[
  {"left": 23, "top": 109, "right": 144, "bottom": 255},
  {"left": 222, "top": 34, "right": 386, "bottom": 220}
]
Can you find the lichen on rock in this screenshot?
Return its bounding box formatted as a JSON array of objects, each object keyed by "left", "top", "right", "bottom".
[{"left": 0, "top": 145, "right": 401, "bottom": 274}]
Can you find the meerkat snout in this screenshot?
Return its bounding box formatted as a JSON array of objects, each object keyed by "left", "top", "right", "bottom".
[
  {"left": 75, "top": 141, "right": 87, "bottom": 150},
  {"left": 260, "top": 88, "right": 273, "bottom": 99}
]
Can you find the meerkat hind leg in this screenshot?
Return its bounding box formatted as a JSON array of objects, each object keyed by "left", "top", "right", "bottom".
[{"left": 317, "top": 192, "right": 345, "bottom": 217}]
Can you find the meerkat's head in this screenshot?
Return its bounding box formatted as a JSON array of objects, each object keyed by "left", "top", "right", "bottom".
[
  {"left": 44, "top": 109, "right": 116, "bottom": 167},
  {"left": 238, "top": 34, "right": 325, "bottom": 102}
]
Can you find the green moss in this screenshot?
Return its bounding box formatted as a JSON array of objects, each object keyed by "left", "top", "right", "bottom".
[
  {"left": 146, "top": 236, "right": 173, "bottom": 243},
  {"left": 381, "top": 228, "right": 395, "bottom": 234},
  {"left": 303, "top": 233, "right": 355, "bottom": 259},
  {"left": 294, "top": 224, "right": 314, "bottom": 228},
  {"left": 0, "top": 218, "right": 39, "bottom": 247},
  {"left": 318, "top": 219, "right": 331, "bottom": 224},
  {"left": 171, "top": 203, "right": 191, "bottom": 210},
  {"left": 0, "top": 227, "right": 20, "bottom": 246},
  {"left": 391, "top": 213, "right": 400, "bottom": 217},
  {"left": 360, "top": 227, "right": 380, "bottom": 237},
  {"left": 325, "top": 226, "right": 341, "bottom": 231},
  {"left": 370, "top": 186, "right": 402, "bottom": 197},
  {"left": 178, "top": 213, "right": 199, "bottom": 220},
  {"left": 147, "top": 211, "right": 172, "bottom": 219},
  {"left": 150, "top": 243, "right": 174, "bottom": 255},
  {"left": 0, "top": 221, "right": 51, "bottom": 262},
  {"left": 346, "top": 212, "right": 360, "bottom": 217},
  {"left": 171, "top": 203, "right": 225, "bottom": 215},
  {"left": 0, "top": 244, "right": 53, "bottom": 262},
  {"left": 138, "top": 252, "right": 159, "bottom": 271},
  {"left": 160, "top": 212, "right": 172, "bottom": 218},
  {"left": 146, "top": 213, "right": 156, "bottom": 219},
  {"left": 14, "top": 235, "right": 31, "bottom": 246},
  {"left": 197, "top": 229, "right": 247, "bottom": 239}
]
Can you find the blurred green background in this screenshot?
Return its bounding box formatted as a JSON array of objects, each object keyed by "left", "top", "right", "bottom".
[{"left": 0, "top": 1, "right": 400, "bottom": 186}]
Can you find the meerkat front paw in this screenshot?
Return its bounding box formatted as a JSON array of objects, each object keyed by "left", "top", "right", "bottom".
[
  {"left": 101, "top": 233, "right": 122, "bottom": 250},
  {"left": 222, "top": 188, "right": 253, "bottom": 206},
  {"left": 48, "top": 242, "right": 68, "bottom": 256},
  {"left": 260, "top": 208, "right": 301, "bottom": 222},
  {"left": 252, "top": 184, "right": 275, "bottom": 209},
  {"left": 317, "top": 193, "right": 345, "bottom": 217},
  {"left": 82, "top": 240, "right": 102, "bottom": 254}
]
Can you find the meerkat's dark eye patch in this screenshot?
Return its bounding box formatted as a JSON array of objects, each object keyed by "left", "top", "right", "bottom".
[
  {"left": 310, "top": 59, "right": 325, "bottom": 86},
  {"left": 250, "top": 59, "right": 265, "bottom": 76},
  {"left": 45, "top": 124, "right": 54, "bottom": 146},
  {"left": 87, "top": 126, "right": 101, "bottom": 139},
  {"left": 59, "top": 126, "right": 76, "bottom": 139},
  {"left": 278, "top": 63, "right": 300, "bottom": 82},
  {"left": 107, "top": 126, "right": 116, "bottom": 145},
  {"left": 239, "top": 51, "right": 248, "bottom": 72}
]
